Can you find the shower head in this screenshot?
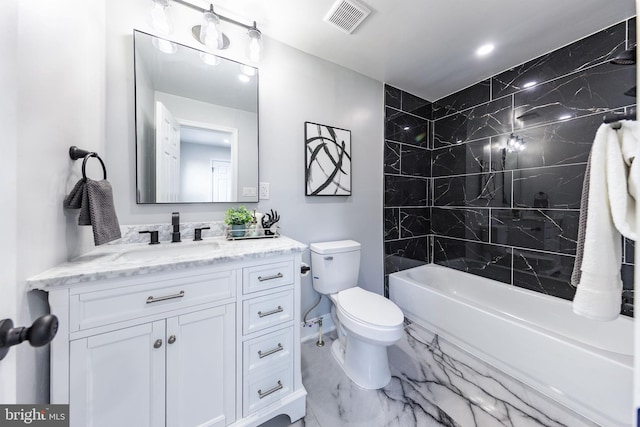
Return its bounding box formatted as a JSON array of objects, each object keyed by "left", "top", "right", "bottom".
[{"left": 611, "top": 47, "right": 636, "bottom": 65}]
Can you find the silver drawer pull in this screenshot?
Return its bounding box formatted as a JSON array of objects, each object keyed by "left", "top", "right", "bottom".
[
  {"left": 258, "top": 306, "right": 283, "bottom": 318},
  {"left": 258, "top": 381, "right": 282, "bottom": 399},
  {"left": 258, "top": 343, "right": 283, "bottom": 359},
  {"left": 146, "top": 290, "right": 185, "bottom": 304},
  {"left": 258, "top": 272, "right": 283, "bottom": 282}
]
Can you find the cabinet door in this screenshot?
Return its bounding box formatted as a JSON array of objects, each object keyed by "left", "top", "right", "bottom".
[
  {"left": 166, "top": 305, "right": 235, "bottom": 427},
  {"left": 69, "top": 321, "right": 165, "bottom": 427}
]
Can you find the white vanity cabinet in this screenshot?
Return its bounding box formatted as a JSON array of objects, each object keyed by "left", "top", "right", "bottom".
[{"left": 35, "top": 241, "right": 307, "bottom": 427}]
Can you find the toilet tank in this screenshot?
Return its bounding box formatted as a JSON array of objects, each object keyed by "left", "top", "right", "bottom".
[{"left": 310, "top": 240, "right": 361, "bottom": 295}]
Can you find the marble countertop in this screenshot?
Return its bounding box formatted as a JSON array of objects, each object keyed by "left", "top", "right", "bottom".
[{"left": 27, "top": 236, "right": 307, "bottom": 290}]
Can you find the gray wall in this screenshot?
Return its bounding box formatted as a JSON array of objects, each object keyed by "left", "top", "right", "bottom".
[
  {"left": 3, "top": 0, "right": 107, "bottom": 403},
  {"left": 105, "top": 0, "right": 384, "bottom": 322},
  {"left": 0, "top": 0, "right": 19, "bottom": 403}
]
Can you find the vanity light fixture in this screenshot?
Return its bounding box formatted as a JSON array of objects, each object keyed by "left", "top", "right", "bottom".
[
  {"left": 150, "top": 0, "right": 263, "bottom": 62},
  {"left": 200, "top": 6, "right": 223, "bottom": 50},
  {"left": 151, "top": 0, "right": 173, "bottom": 35},
  {"left": 247, "top": 22, "right": 263, "bottom": 63}
]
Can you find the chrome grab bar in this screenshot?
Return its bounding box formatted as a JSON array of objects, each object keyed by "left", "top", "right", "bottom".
[
  {"left": 258, "top": 381, "right": 282, "bottom": 399},
  {"left": 258, "top": 343, "right": 283, "bottom": 359},
  {"left": 258, "top": 306, "right": 283, "bottom": 318},
  {"left": 258, "top": 272, "right": 283, "bottom": 282},
  {"left": 146, "top": 290, "right": 185, "bottom": 304}
]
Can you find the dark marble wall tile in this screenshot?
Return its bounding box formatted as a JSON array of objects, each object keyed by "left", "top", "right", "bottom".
[
  {"left": 385, "top": 237, "right": 429, "bottom": 274},
  {"left": 384, "top": 208, "right": 399, "bottom": 240},
  {"left": 621, "top": 264, "right": 634, "bottom": 317},
  {"left": 514, "top": 63, "right": 636, "bottom": 129},
  {"left": 401, "top": 145, "right": 430, "bottom": 177},
  {"left": 432, "top": 80, "right": 491, "bottom": 120},
  {"left": 491, "top": 209, "right": 578, "bottom": 255},
  {"left": 492, "top": 113, "right": 606, "bottom": 171},
  {"left": 625, "top": 238, "right": 635, "bottom": 264},
  {"left": 433, "top": 172, "right": 512, "bottom": 207},
  {"left": 512, "top": 250, "right": 576, "bottom": 300},
  {"left": 513, "top": 164, "right": 585, "bottom": 209},
  {"left": 384, "top": 141, "right": 401, "bottom": 174},
  {"left": 385, "top": 108, "right": 428, "bottom": 146},
  {"left": 385, "top": 84, "right": 401, "bottom": 109},
  {"left": 400, "top": 207, "right": 430, "bottom": 238},
  {"left": 628, "top": 17, "right": 636, "bottom": 48},
  {"left": 385, "top": 175, "right": 428, "bottom": 206},
  {"left": 432, "top": 139, "right": 490, "bottom": 177},
  {"left": 433, "top": 237, "right": 513, "bottom": 284},
  {"left": 434, "top": 97, "right": 512, "bottom": 148},
  {"left": 493, "top": 22, "right": 627, "bottom": 98},
  {"left": 402, "top": 91, "right": 432, "bottom": 119},
  {"left": 431, "top": 208, "right": 489, "bottom": 242}
]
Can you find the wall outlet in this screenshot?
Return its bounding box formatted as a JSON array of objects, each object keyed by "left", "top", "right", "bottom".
[
  {"left": 242, "top": 187, "right": 257, "bottom": 197},
  {"left": 259, "top": 182, "right": 270, "bottom": 199}
]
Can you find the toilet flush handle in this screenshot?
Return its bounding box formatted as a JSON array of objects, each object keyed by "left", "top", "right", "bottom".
[{"left": 324, "top": 256, "right": 333, "bottom": 261}]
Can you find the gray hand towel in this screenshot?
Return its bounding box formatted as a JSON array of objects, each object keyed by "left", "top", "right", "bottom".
[{"left": 64, "top": 178, "right": 122, "bottom": 245}]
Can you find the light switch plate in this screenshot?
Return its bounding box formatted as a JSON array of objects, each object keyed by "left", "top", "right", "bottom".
[
  {"left": 259, "top": 182, "right": 270, "bottom": 199},
  {"left": 242, "top": 187, "right": 257, "bottom": 197}
]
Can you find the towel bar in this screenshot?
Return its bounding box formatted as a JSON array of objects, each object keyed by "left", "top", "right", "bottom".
[{"left": 69, "top": 146, "right": 107, "bottom": 181}]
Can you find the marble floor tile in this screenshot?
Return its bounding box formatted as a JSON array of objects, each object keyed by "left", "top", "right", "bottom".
[{"left": 261, "top": 324, "right": 597, "bottom": 427}]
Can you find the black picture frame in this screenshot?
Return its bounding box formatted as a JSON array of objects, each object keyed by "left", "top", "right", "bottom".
[{"left": 304, "top": 122, "right": 352, "bottom": 196}]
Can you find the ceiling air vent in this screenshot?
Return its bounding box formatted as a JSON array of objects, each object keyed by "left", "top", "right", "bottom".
[{"left": 324, "top": 0, "right": 372, "bottom": 34}]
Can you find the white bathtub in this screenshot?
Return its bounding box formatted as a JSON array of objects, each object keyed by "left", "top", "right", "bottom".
[{"left": 389, "top": 264, "right": 633, "bottom": 427}]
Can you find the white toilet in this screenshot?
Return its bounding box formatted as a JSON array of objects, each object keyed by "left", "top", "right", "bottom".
[{"left": 310, "top": 240, "right": 404, "bottom": 389}]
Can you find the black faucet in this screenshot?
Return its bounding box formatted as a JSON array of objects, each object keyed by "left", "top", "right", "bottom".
[{"left": 171, "top": 212, "right": 181, "bottom": 243}]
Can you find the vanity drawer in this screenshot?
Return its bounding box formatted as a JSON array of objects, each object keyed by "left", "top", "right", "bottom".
[
  {"left": 70, "top": 270, "right": 234, "bottom": 331},
  {"left": 242, "top": 290, "right": 293, "bottom": 335},
  {"left": 243, "top": 364, "right": 293, "bottom": 416},
  {"left": 243, "top": 327, "right": 293, "bottom": 375},
  {"left": 243, "top": 261, "right": 294, "bottom": 294}
]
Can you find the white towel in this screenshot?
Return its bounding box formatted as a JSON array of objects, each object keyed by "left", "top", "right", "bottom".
[{"left": 572, "top": 121, "right": 639, "bottom": 321}]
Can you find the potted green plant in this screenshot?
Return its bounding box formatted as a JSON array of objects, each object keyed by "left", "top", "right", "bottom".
[{"left": 225, "top": 206, "right": 254, "bottom": 237}]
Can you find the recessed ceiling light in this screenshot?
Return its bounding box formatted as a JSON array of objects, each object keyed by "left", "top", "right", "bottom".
[
  {"left": 523, "top": 81, "right": 537, "bottom": 88},
  {"left": 403, "top": 126, "right": 410, "bottom": 131},
  {"left": 476, "top": 43, "right": 494, "bottom": 56},
  {"left": 558, "top": 114, "right": 572, "bottom": 120},
  {"left": 238, "top": 74, "right": 250, "bottom": 83}
]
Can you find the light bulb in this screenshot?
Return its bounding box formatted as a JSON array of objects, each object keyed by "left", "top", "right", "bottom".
[
  {"left": 247, "top": 25, "right": 262, "bottom": 63},
  {"left": 249, "top": 37, "right": 261, "bottom": 62},
  {"left": 200, "top": 11, "right": 221, "bottom": 50},
  {"left": 151, "top": 0, "right": 172, "bottom": 35}
]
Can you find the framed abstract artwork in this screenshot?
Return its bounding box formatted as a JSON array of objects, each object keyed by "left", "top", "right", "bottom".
[{"left": 304, "top": 122, "right": 352, "bottom": 196}]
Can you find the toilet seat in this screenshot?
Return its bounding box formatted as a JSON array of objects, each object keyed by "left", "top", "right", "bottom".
[
  {"left": 337, "top": 287, "right": 404, "bottom": 327},
  {"left": 335, "top": 287, "right": 404, "bottom": 344}
]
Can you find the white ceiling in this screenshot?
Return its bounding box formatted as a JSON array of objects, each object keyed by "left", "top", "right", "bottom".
[{"left": 191, "top": 0, "right": 635, "bottom": 101}]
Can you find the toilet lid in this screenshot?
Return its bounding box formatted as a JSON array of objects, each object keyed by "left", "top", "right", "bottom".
[{"left": 337, "top": 288, "right": 404, "bottom": 328}]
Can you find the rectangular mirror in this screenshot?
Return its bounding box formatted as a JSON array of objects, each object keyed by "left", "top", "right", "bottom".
[{"left": 134, "top": 30, "right": 259, "bottom": 204}]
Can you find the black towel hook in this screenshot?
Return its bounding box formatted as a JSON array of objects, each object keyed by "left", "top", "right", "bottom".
[{"left": 69, "top": 146, "right": 107, "bottom": 182}]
